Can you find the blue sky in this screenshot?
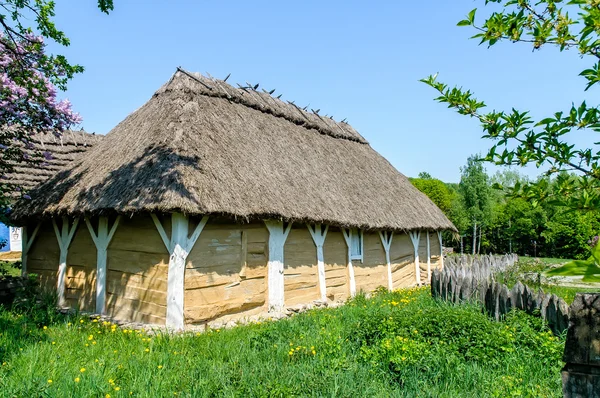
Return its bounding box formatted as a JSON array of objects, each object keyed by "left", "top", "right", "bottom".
[{"left": 45, "top": 0, "right": 596, "bottom": 183}]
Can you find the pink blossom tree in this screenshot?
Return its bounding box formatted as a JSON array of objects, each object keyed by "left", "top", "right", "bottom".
[{"left": 0, "top": 0, "right": 113, "bottom": 207}]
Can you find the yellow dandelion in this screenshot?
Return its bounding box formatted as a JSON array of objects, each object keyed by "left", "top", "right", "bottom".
[
  {"left": 114, "top": 387, "right": 121, "bottom": 391},
  {"left": 85, "top": 343, "right": 89, "bottom": 347},
  {"left": 80, "top": 367, "right": 86, "bottom": 373},
  {"left": 74, "top": 377, "right": 80, "bottom": 383},
  {"left": 67, "top": 322, "right": 72, "bottom": 326},
  {"left": 51, "top": 341, "right": 56, "bottom": 345},
  {"left": 145, "top": 348, "right": 150, "bottom": 352},
  {"left": 80, "top": 319, "right": 84, "bottom": 323},
  {"left": 92, "top": 341, "right": 97, "bottom": 345},
  {"left": 47, "top": 379, "right": 53, "bottom": 384},
  {"left": 109, "top": 379, "right": 115, "bottom": 385},
  {"left": 2, "top": 362, "right": 6, "bottom": 366},
  {"left": 105, "top": 394, "right": 111, "bottom": 398},
  {"left": 157, "top": 365, "right": 163, "bottom": 369}
]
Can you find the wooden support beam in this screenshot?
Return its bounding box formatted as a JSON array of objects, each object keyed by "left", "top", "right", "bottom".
[
  {"left": 378, "top": 231, "right": 394, "bottom": 291},
  {"left": 426, "top": 231, "right": 431, "bottom": 282},
  {"left": 342, "top": 228, "right": 357, "bottom": 297},
  {"left": 307, "top": 223, "right": 329, "bottom": 301},
  {"left": 437, "top": 231, "right": 444, "bottom": 269},
  {"left": 152, "top": 213, "right": 209, "bottom": 330},
  {"left": 409, "top": 230, "right": 421, "bottom": 286},
  {"left": 85, "top": 215, "right": 121, "bottom": 314},
  {"left": 264, "top": 220, "right": 292, "bottom": 312},
  {"left": 239, "top": 230, "right": 248, "bottom": 278},
  {"left": 21, "top": 222, "right": 41, "bottom": 276},
  {"left": 52, "top": 216, "right": 80, "bottom": 307}
]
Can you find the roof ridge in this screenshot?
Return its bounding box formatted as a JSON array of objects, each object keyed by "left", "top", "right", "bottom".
[{"left": 158, "top": 68, "right": 368, "bottom": 145}]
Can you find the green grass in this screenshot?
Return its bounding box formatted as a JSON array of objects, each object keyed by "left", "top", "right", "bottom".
[
  {"left": 545, "top": 259, "right": 600, "bottom": 282},
  {"left": 536, "top": 257, "right": 573, "bottom": 266},
  {"left": 0, "top": 262, "right": 20, "bottom": 277},
  {"left": 0, "top": 287, "right": 564, "bottom": 397},
  {"left": 539, "top": 285, "right": 599, "bottom": 304}
]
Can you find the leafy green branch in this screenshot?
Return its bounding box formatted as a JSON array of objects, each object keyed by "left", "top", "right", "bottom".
[{"left": 422, "top": 0, "right": 600, "bottom": 211}]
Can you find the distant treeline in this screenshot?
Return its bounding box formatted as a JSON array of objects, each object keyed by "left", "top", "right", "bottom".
[{"left": 411, "top": 156, "right": 600, "bottom": 259}]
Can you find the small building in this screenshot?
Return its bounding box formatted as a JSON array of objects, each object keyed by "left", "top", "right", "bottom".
[
  {"left": 0, "top": 131, "right": 102, "bottom": 253},
  {"left": 12, "top": 69, "right": 456, "bottom": 329}
]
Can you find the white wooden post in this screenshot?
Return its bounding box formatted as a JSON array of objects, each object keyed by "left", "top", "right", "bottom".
[
  {"left": 307, "top": 223, "right": 329, "bottom": 301},
  {"left": 409, "top": 230, "right": 421, "bottom": 286},
  {"left": 21, "top": 223, "right": 41, "bottom": 276},
  {"left": 85, "top": 216, "right": 121, "bottom": 314},
  {"left": 52, "top": 216, "right": 80, "bottom": 307},
  {"left": 264, "top": 220, "right": 292, "bottom": 312},
  {"left": 437, "top": 231, "right": 444, "bottom": 269},
  {"left": 426, "top": 231, "right": 431, "bottom": 282},
  {"left": 342, "top": 228, "right": 357, "bottom": 297},
  {"left": 152, "top": 213, "right": 209, "bottom": 330},
  {"left": 378, "top": 231, "right": 394, "bottom": 291}
]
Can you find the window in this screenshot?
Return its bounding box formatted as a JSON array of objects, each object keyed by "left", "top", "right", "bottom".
[{"left": 350, "top": 229, "right": 363, "bottom": 261}]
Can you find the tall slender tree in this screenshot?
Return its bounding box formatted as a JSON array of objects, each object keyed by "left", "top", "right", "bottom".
[{"left": 459, "top": 156, "right": 491, "bottom": 254}]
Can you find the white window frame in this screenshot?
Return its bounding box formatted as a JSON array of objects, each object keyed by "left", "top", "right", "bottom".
[{"left": 350, "top": 229, "right": 364, "bottom": 262}]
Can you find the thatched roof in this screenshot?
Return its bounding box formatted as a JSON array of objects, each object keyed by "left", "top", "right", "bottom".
[
  {"left": 12, "top": 69, "right": 456, "bottom": 232},
  {"left": 6, "top": 130, "right": 103, "bottom": 193}
]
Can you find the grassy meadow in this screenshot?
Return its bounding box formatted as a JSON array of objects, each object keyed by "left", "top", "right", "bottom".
[
  {"left": 0, "top": 262, "right": 20, "bottom": 277},
  {"left": 0, "top": 286, "right": 564, "bottom": 397}
]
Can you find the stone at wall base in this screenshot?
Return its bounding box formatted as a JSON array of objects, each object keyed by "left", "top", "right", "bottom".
[{"left": 562, "top": 363, "right": 600, "bottom": 398}]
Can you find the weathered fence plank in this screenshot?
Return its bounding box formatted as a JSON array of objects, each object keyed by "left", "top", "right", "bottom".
[
  {"left": 431, "top": 254, "right": 571, "bottom": 335},
  {"left": 562, "top": 293, "right": 600, "bottom": 397}
]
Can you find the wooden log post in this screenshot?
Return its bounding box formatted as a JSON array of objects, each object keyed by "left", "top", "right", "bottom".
[
  {"left": 562, "top": 293, "right": 600, "bottom": 397},
  {"left": 20, "top": 222, "right": 41, "bottom": 276},
  {"left": 152, "top": 213, "right": 209, "bottom": 330},
  {"left": 85, "top": 216, "right": 121, "bottom": 314},
  {"left": 426, "top": 231, "right": 431, "bottom": 282},
  {"left": 437, "top": 231, "right": 444, "bottom": 269},
  {"left": 341, "top": 228, "right": 357, "bottom": 297},
  {"left": 378, "top": 231, "right": 394, "bottom": 291},
  {"left": 307, "top": 223, "right": 329, "bottom": 302},
  {"left": 409, "top": 230, "right": 421, "bottom": 286},
  {"left": 52, "top": 216, "right": 80, "bottom": 308},
  {"left": 264, "top": 220, "right": 292, "bottom": 312}
]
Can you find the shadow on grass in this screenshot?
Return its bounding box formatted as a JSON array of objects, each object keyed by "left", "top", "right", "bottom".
[
  {"left": 0, "top": 289, "right": 71, "bottom": 362},
  {"left": 0, "top": 307, "right": 47, "bottom": 362},
  {"left": 546, "top": 260, "right": 600, "bottom": 283}
]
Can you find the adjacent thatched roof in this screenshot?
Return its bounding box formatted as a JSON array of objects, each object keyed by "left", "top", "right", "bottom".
[
  {"left": 12, "top": 68, "right": 456, "bottom": 232},
  {"left": 6, "top": 130, "right": 103, "bottom": 193}
]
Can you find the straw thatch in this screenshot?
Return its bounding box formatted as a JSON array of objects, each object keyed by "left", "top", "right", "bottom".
[
  {"left": 6, "top": 130, "right": 103, "bottom": 193},
  {"left": 12, "top": 69, "right": 456, "bottom": 232}
]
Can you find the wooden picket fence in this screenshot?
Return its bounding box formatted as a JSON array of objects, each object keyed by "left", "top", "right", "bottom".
[{"left": 431, "top": 254, "right": 570, "bottom": 335}]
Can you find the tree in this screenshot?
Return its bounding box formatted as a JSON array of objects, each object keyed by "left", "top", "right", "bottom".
[
  {"left": 409, "top": 175, "right": 453, "bottom": 214},
  {"left": 0, "top": 0, "right": 113, "bottom": 206},
  {"left": 459, "top": 156, "right": 491, "bottom": 254},
  {"left": 421, "top": 1, "right": 600, "bottom": 212}
]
